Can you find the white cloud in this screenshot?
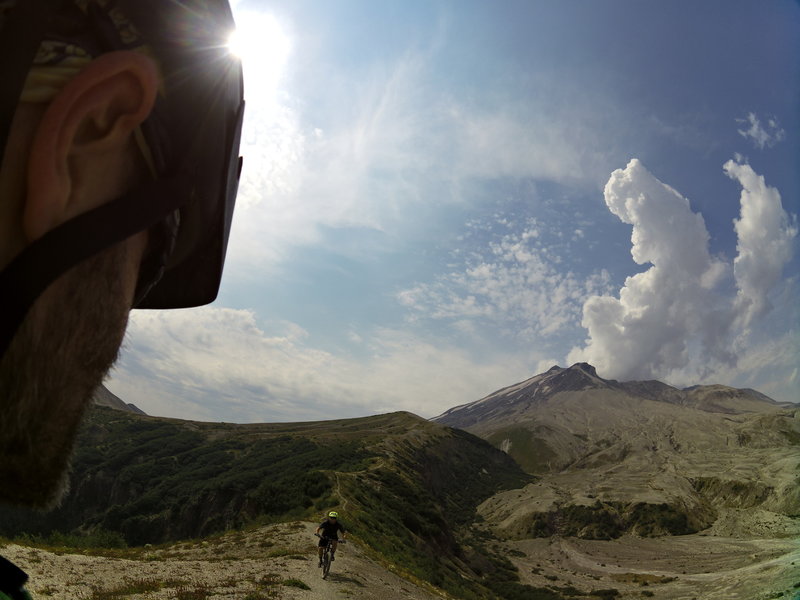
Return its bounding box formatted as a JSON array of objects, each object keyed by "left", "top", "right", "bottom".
[
  {"left": 233, "top": 8, "right": 300, "bottom": 211},
  {"left": 633, "top": 317, "right": 799, "bottom": 405},
  {"left": 568, "top": 159, "right": 733, "bottom": 380},
  {"left": 724, "top": 159, "right": 797, "bottom": 328},
  {"left": 710, "top": 330, "right": 799, "bottom": 403},
  {"left": 398, "top": 221, "right": 612, "bottom": 339},
  {"left": 569, "top": 158, "right": 796, "bottom": 394},
  {"left": 108, "top": 307, "right": 533, "bottom": 422},
  {"left": 225, "top": 51, "right": 443, "bottom": 274},
  {"left": 448, "top": 104, "right": 613, "bottom": 187},
  {"left": 224, "top": 38, "right": 635, "bottom": 279},
  {"left": 736, "top": 112, "right": 786, "bottom": 150}
]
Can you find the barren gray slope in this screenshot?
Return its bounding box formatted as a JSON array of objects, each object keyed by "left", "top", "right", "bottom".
[{"left": 434, "top": 363, "right": 799, "bottom": 536}]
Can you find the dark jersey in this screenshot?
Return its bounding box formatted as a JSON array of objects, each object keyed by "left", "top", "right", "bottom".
[{"left": 318, "top": 519, "right": 345, "bottom": 540}]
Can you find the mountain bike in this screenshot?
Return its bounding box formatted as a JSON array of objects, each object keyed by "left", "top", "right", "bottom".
[{"left": 315, "top": 533, "right": 345, "bottom": 579}]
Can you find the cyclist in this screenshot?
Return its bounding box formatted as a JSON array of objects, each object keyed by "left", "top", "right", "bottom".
[
  {"left": 0, "top": 0, "right": 243, "bottom": 596},
  {"left": 316, "top": 511, "right": 347, "bottom": 566}
]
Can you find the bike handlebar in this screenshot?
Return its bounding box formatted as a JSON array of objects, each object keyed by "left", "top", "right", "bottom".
[{"left": 314, "top": 533, "right": 346, "bottom": 543}]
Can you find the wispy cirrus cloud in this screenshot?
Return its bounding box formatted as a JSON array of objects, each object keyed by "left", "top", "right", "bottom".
[
  {"left": 225, "top": 32, "right": 644, "bottom": 278},
  {"left": 736, "top": 112, "right": 786, "bottom": 150}
]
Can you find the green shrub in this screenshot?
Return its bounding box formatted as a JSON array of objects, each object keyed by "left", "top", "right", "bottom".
[{"left": 282, "top": 578, "right": 310, "bottom": 590}]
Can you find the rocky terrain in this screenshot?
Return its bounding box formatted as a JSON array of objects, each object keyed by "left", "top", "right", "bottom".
[
  {"left": 6, "top": 518, "right": 797, "bottom": 600},
  {"left": 2, "top": 366, "right": 798, "bottom": 599},
  {"left": 435, "top": 363, "right": 800, "bottom": 598},
  {"left": 434, "top": 364, "right": 799, "bottom": 532},
  {"left": 2, "top": 521, "right": 444, "bottom": 599},
  {"left": 497, "top": 531, "right": 799, "bottom": 600}
]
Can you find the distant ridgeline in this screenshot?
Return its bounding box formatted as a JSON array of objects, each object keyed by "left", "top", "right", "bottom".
[{"left": 91, "top": 384, "right": 146, "bottom": 415}]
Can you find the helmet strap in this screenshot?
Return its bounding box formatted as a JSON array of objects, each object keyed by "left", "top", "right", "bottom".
[{"left": 0, "top": 176, "right": 187, "bottom": 359}]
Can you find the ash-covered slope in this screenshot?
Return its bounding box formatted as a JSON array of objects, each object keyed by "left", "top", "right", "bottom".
[
  {"left": 434, "top": 363, "right": 800, "bottom": 541},
  {"left": 92, "top": 384, "right": 146, "bottom": 415},
  {"left": 435, "top": 363, "right": 782, "bottom": 431}
]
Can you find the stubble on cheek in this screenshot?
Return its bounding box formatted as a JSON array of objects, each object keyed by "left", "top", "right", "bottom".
[{"left": 0, "top": 235, "right": 143, "bottom": 508}]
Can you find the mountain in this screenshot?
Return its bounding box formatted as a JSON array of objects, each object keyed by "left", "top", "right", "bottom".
[
  {"left": 433, "top": 363, "right": 800, "bottom": 541},
  {"left": 436, "top": 362, "right": 785, "bottom": 432},
  {"left": 3, "top": 374, "right": 798, "bottom": 600},
  {"left": 91, "top": 384, "right": 146, "bottom": 415}
]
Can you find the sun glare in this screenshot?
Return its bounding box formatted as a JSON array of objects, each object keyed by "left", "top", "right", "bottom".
[
  {"left": 228, "top": 11, "right": 291, "bottom": 101},
  {"left": 226, "top": 29, "right": 248, "bottom": 59}
]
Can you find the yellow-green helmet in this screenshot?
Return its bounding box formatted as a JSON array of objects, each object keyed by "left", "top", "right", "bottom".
[{"left": 328, "top": 511, "right": 339, "bottom": 519}]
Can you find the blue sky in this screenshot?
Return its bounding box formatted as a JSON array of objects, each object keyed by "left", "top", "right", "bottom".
[{"left": 107, "top": 0, "right": 799, "bottom": 422}]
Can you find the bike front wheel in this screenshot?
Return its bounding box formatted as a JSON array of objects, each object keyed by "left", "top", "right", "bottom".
[{"left": 322, "top": 551, "right": 331, "bottom": 579}]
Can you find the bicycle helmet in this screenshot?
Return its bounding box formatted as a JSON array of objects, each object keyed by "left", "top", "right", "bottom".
[
  {"left": 0, "top": 0, "right": 245, "bottom": 358},
  {"left": 328, "top": 511, "right": 339, "bottom": 519}
]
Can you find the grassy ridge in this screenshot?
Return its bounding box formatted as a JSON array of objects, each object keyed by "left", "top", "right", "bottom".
[
  {"left": 1, "top": 407, "right": 374, "bottom": 544},
  {"left": 327, "top": 421, "right": 541, "bottom": 598},
  {"left": 0, "top": 406, "right": 556, "bottom": 599}
]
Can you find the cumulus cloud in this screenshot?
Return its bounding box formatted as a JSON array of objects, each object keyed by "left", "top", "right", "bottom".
[
  {"left": 108, "top": 307, "right": 531, "bottom": 422},
  {"left": 569, "top": 158, "right": 796, "bottom": 387},
  {"left": 568, "top": 159, "right": 730, "bottom": 380},
  {"left": 398, "top": 221, "right": 612, "bottom": 339},
  {"left": 724, "top": 159, "right": 798, "bottom": 327},
  {"left": 736, "top": 112, "right": 786, "bottom": 150}
]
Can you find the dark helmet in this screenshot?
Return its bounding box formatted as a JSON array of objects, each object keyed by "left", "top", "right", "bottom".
[{"left": 0, "top": 0, "right": 245, "bottom": 357}]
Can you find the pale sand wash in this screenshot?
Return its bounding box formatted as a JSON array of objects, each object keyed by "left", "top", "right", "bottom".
[
  {"left": 497, "top": 526, "right": 799, "bottom": 600},
  {"left": 478, "top": 485, "right": 799, "bottom": 600},
  {"left": 508, "top": 535, "right": 800, "bottom": 600}
]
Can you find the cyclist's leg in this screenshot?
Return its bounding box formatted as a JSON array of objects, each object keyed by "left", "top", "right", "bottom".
[{"left": 330, "top": 539, "right": 338, "bottom": 560}]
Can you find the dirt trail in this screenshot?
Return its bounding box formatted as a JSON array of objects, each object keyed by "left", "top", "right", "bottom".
[
  {"left": 1, "top": 521, "right": 444, "bottom": 600},
  {"left": 330, "top": 457, "right": 387, "bottom": 514}
]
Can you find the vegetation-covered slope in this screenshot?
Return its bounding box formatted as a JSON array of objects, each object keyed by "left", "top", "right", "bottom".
[{"left": 2, "top": 406, "right": 565, "bottom": 599}]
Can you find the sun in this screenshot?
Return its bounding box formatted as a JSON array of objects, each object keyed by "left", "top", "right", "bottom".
[
  {"left": 226, "top": 29, "right": 249, "bottom": 60},
  {"left": 227, "top": 11, "right": 291, "bottom": 100}
]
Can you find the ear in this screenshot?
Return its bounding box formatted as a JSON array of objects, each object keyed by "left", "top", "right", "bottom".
[{"left": 24, "top": 51, "right": 158, "bottom": 241}]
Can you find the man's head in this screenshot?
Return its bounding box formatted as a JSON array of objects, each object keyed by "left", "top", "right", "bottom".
[
  {"left": 0, "top": 0, "right": 243, "bottom": 508},
  {"left": 327, "top": 511, "right": 339, "bottom": 522}
]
